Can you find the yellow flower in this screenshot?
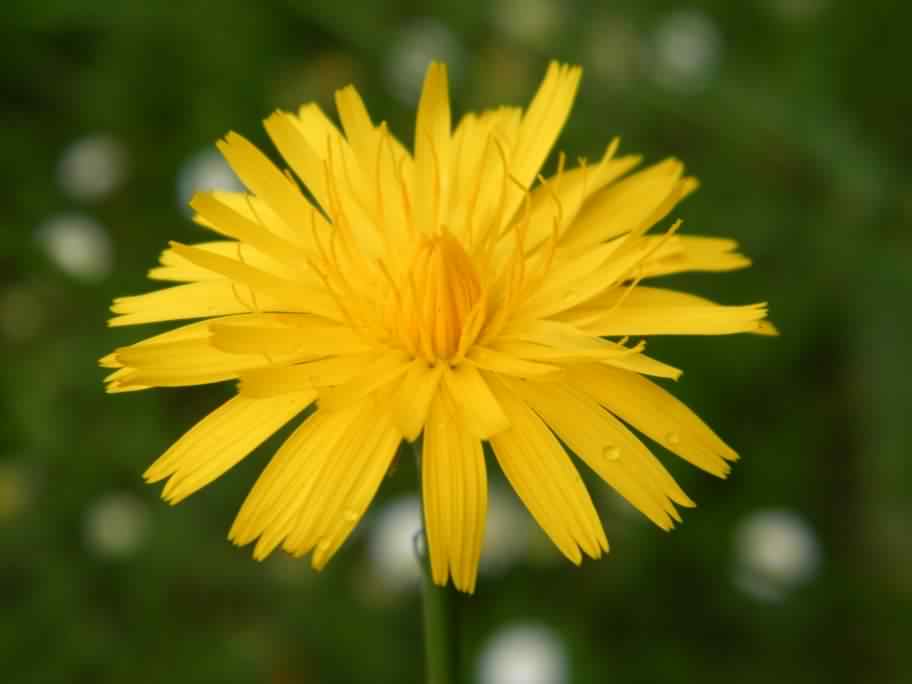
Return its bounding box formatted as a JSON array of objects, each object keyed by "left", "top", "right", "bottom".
[{"left": 102, "top": 62, "right": 772, "bottom": 593}]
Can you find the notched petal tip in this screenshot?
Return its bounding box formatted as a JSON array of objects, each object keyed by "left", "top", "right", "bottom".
[
  {"left": 98, "top": 352, "right": 120, "bottom": 368},
  {"left": 680, "top": 176, "right": 700, "bottom": 198},
  {"left": 754, "top": 320, "right": 780, "bottom": 336},
  {"left": 215, "top": 131, "right": 244, "bottom": 158}
]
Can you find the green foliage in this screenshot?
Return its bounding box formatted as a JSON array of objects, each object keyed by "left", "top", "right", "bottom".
[{"left": 2, "top": 1, "right": 910, "bottom": 682}]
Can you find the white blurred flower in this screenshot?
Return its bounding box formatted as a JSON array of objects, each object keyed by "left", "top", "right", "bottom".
[
  {"left": 648, "top": 9, "right": 722, "bottom": 93},
  {"left": 367, "top": 495, "right": 423, "bottom": 592},
  {"left": 480, "top": 487, "right": 533, "bottom": 575},
  {"left": 0, "top": 285, "right": 44, "bottom": 342},
  {"left": 477, "top": 624, "right": 568, "bottom": 684},
  {"left": 177, "top": 148, "right": 245, "bottom": 215},
  {"left": 734, "top": 509, "right": 821, "bottom": 601},
  {"left": 36, "top": 213, "right": 113, "bottom": 281},
  {"left": 83, "top": 492, "right": 149, "bottom": 559},
  {"left": 492, "top": 0, "right": 564, "bottom": 47},
  {"left": 57, "top": 133, "right": 128, "bottom": 201},
  {"left": 0, "top": 463, "right": 32, "bottom": 521},
  {"left": 386, "top": 18, "right": 464, "bottom": 106}
]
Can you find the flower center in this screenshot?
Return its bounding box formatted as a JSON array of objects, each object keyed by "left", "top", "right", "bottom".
[{"left": 390, "top": 232, "right": 483, "bottom": 362}]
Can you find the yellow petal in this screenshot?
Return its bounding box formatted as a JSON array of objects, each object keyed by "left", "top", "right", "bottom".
[
  {"left": 394, "top": 360, "right": 444, "bottom": 441},
  {"left": 307, "top": 418, "right": 400, "bottom": 569},
  {"left": 188, "top": 192, "right": 311, "bottom": 274},
  {"left": 290, "top": 402, "right": 400, "bottom": 569},
  {"left": 522, "top": 221, "right": 688, "bottom": 319},
  {"left": 145, "top": 391, "right": 315, "bottom": 504},
  {"left": 447, "top": 108, "right": 520, "bottom": 243},
  {"left": 316, "top": 350, "right": 413, "bottom": 411},
  {"left": 414, "top": 62, "right": 451, "bottom": 232},
  {"left": 495, "top": 318, "right": 639, "bottom": 362},
  {"left": 511, "top": 62, "right": 582, "bottom": 201},
  {"left": 335, "top": 85, "right": 376, "bottom": 165},
  {"left": 209, "top": 313, "right": 370, "bottom": 359},
  {"left": 240, "top": 352, "right": 403, "bottom": 400},
  {"left": 515, "top": 240, "right": 620, "bottom": 319},
  {"left": 441, "top": 363, "right": 509, "bottom": 439},
  {"left": 110, "top": 332, "right": 271, "bottom": 389},
  {"left": 268, "top": 108, "right": 384, "bottom": 258},
  {"left": 168, "top": 241, "right": 339, "bottom": 319},
  {"left": 503, "top": 376, "right": 693, "bottom": 530},
  {"left": 467, "top": 346, "right": 560, "bottom": 378},
  {"left": 148, "top": 241, "right": 237, "bottom": 282},
  {"left": 273, "top": 352, "right": 386, "bottom": 388},
  {"left": 566, "top": 286, "right": 770, "bottom": 336},
  {"left": 562, "top": 158, "right": 687, "bottom": 251},
  {"left": 261, "top": 111, "right": 331, "bottom": 214},
  {"left": 217, "top": 131, "right": 317, "bottom": 232},
  {"left": 638, "top": 236, "right": 752, "bottom": 278},
  {"left": 109, "top": 281, "right": 255, "bottom": 327},
  {"left": 422, "top": 391, "right": 487, "bottom": 592},
  {"left": 567, "top": 364, "right": 737, "bottom": 477},
  {"left": 102, "top": 320, "right": 213, "bottom": 369},
  {"left": 524, "top": 142, "right": 641, "bottom": 250},
  {"left": 229, "top": 403, "right": 362, "bottom": 552},
  {"left": 487, "top": 376, "right": 608, "bottom": 563},
  {"left": 238, "top": 364, "right": 316, "bottom": 398},
  {"left": 231, "top": 400, "right": 399, "bottom": 566},
  {"left": 205, "top": 191, "right": 304, "bottom": 241},
  {"left": 148, "top": 239, "right": 304, "bottom": 284},
  {"left": 600, "top": 349, "right": 682, "bottom": 381}
]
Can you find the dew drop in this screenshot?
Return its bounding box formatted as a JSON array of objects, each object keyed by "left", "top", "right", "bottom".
[
  {"left": 602, "top": 445, "right": 621, "bottom": 461},
  {"left": 666, "top": 431, "right": 680, "bottom": 445},
  {"left": 342, "top": 508, "right": 359, "bottom": 524}
]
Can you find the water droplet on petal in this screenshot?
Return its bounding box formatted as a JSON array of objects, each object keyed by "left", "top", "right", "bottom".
[
  {"left": 343, "top": 508, "right": 359, "bottom": 524},
  {"left": 602, "top": 445, "right": 621, "bottom": 461},
  {"left": 666, "top": 431, "right": 680, "bottom": 445}
]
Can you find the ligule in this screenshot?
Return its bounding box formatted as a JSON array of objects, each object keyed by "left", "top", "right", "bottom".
[{"left": 101, "top": 58, "right": 773, "bottom": 593}]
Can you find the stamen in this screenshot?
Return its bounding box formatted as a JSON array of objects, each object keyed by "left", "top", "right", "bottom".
[
  {"left": 474, "top": 136, "right": 510, "bottom": 258},
  {"left": 323, "top": 146, "right": 356, "bottom": 260},
  {"left": 337, "top": 135, "right": 374, "bottom": 222},
  {"left": 615, "top": 219, "right": 683, "bottom": 286},
  {"left": 607, "top": 269, "right": 644, "bottom": 314},
  {"left": 537, "top": 172, "right": 564, "bottom": 239},
  {"left": 234, "top": 242, "right": 262, "bottom": 314},
  {"left": 374, "top": 124, "right": 387, "bottom": 226},
  {"left": 229, "top": 282, "right": 253, "bottom": 312},
  {"left": 425, "top": 132, "right": 442, "bottom": 235},
  {"left": 461, "top": 133, "right": 486, "bottom": 250},
  {"left": 577, "top": 157, "right": 590, "bottom": 214},
  {"left": 389, "top": 153, "right": 414, "bottom": 241},
  {"left": 553, "top": 152, "right": 566, "bottom": 197}
]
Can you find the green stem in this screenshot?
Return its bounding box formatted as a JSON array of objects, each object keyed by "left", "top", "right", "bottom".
[
  {"left": 420, "top": 546, "right": 461, "bottom": 684},
  {"left": 412, "top": 440, "right": 461, "bottom": 684}
]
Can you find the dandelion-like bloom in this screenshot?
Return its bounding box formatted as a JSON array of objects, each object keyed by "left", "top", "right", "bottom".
[{"left": 102, "top": 62, "right": 772, "bottom": 593}]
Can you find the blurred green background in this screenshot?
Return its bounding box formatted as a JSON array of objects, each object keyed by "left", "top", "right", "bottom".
[{"left": 2, "top": 1, "right": 910, "bottom": 682}]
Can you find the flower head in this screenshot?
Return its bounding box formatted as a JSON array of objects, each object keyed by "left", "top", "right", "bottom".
[{"left": 102, "top": 62, "right": 772, "bottom": 593}]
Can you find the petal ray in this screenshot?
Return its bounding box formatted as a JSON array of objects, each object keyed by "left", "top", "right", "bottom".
[
  {"left": 567, "top": 364, "right": 738, "bottom": 477},
  {"left": 422, "top": 390, "right": 487, "bottom": 592},
  {"left": 503, "top": 376, "right": 694, "bottom": 529},
  {"left": 487, "top": 376, "right": 608, "bottom": 563},
  {"left": 145, "top": 392, "right": 316, "bottom": 504}
]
